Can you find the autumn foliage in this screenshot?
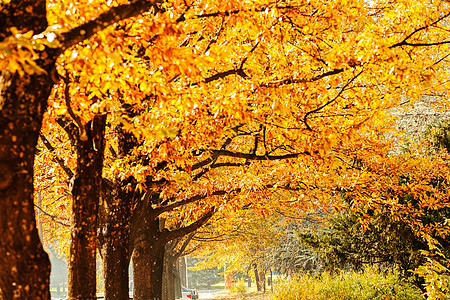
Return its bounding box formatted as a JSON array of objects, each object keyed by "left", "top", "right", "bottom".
[{"left": 2, "top": 0, "right": 450, "bottom": 299}]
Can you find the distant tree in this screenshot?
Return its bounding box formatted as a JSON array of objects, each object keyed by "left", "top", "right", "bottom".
[{"left": 264, "top": 227, "right": 323, "bottom": 275}]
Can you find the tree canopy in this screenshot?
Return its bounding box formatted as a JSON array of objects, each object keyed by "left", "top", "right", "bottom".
[{"left": 2, "top": 0, "right": 450, "bottom": 299}]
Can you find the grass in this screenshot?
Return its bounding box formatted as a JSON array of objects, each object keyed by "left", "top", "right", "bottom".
[{"left": 271, "top": 267, "right": 424, "bottom": 300}]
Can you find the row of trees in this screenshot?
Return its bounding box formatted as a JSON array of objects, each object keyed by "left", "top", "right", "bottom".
[{"left": 2, "top": 0, "right": 450, "bottom": 299}]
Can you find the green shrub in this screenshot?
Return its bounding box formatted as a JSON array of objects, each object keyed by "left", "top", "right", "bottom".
[{"left": 272, "top": 267, "right": 424, "bottom": 300}]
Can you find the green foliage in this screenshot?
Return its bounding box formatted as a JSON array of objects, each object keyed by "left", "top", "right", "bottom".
[
  {"left": 298, "top": 208, "right": 427, "bottom": 276},
  {"left": 272, "top": 268, "right": 424, "bottom": 300},
  {"left": 426, "top": 122, "right": 450, "bottom": 154}
]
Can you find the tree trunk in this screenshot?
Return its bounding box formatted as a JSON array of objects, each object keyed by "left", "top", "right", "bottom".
[
  {"left": 132, "top": 217, "right": 165, "bottom": 300},
  {"left": 99, "top": 183, "right": 133, "bottom": 300},
  {"left": 67, "top": 115, "right": 107, "bottom": 299},
  {"left": 0, "top": 2, "right": 55, "bottom": 297},
  {"left": 180, "top": 257, "right": 187, "bottom": 289},
  {"left": 174, "top": 259, "right": 182, "bottom": 300},
  {"left": 162, "top": 245, "right": 178, "bottom": 300},
  {"left": 101, "top": 220, "right": 132, "bottom": 300},
  {"left": 253, "top": 264, "right": 262, "bottom": 292},
  {"left": 259, "top": 270, "right": 266, "bottom": 293},
  {"left": 0, "top": 66, "right": 56, "bottom": 298},
  {"left": 99, "top": 124, "right": 137, "bottom": 300}
]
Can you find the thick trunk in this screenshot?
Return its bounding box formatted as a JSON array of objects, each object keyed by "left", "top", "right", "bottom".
[
  {"left": 68, "top": 115, "right": 107, "bottom": 299},
  {"left": 99, "top": 125, "right": 136, "bottom": 300},
  {"left": 180, "top": 257, "right": 187, "bottom": 288},
  {"left": 101, "top": 224, "right": 131, "bottom": 300},
  {"left": 259, "top": 270, "right": 266, "bottom": 293},
  {"left": 132, "top": 218, "right": 165, "bottom": 300},
  {"left": 162, "top": 248, "right": 178, "bottom": 300},
  {"left": 100, "top": 186, "right": 133, "bottom": 300},
  {"left": 0, "top": 2, "right": 53, "bottom": 298},
  {"left": 0, "top": 69, "right": 55, "bottom": 298},
  {"left": 174, "top": 259, "right": 182, "bottom": 299}
]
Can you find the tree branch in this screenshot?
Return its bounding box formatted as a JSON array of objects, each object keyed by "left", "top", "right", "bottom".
[
  {"left": 191, "top": 125, "right": 243, "bottom": 171},
  {"left": 389, "top": 11, "right": 450, "bottom": 49},
  {"left": 161, "top": 208, "right": 216, "bottom": 245},
  {"left": 173, "top": 232, "right": 196, "bottom": 258},
  {"left": 60, "top": 0, "right": 164, "bottom": 51},
  {"left": 55, "top": 117, "right": 78, "bottom": 146},
  {"left": 63, "top": 75, "right": 87, "bottom": 141},
  {"left": 194, "top": 5, "right": 302, "bottom": 19},
  {"left": 261, "top": 68, "right": 344, "bottom": 88},
  {"left": 192, "top": 162, "right": 243, "bottom": 181},
  {"left": 34, "top": 204, "right": 70, "bottom": 227},
  {"left": 39, "top": 133, "right": 74, "bottom": 178},
  {"left": 154, "top": 190, "right": 236, "bottom": 216},
  {"left": 303, "top": 69, "right": 363, "bottom": 131},
  {"left": 205, "top": 149, "right": 312, "bottom": 161},
  {"left": 191, "top": 39, "right": 259, "bottom": 86}
]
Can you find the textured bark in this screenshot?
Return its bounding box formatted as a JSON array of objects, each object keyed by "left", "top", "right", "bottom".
[
  {"left": 0, "top": 1, "right": 54, "bottom": 298},
  {"left": 99, "top": 126, "right": 136, "bottom": 300},
  {"left": 132, "top": 217, "right": 165, "bottom": 300},
  {"left": 100, "top": 182, "right": 134, "bottom": 300},
  {"left": 0, "top": 72, "right": 53, "bottom": 299},
  {"left": 100, "top": 203, "right": 132, "bottom": 300},
  {"left": 162, "top": 245, "right": 178, "bottom": 300},
  {"left": 132, "top": 210, "right": 214, "bottom": 300},
  {"left": 67, "top": 114, "right": 107, "bottom": 300},
  {"left": 260, "top": 270, "right": 266, "bottom": 293},
  {"left": 0, "top": 1, "right": 163, "bottom": 298},
  {"left": 174, "top": 260, "right": 182, "bottom": 299}
]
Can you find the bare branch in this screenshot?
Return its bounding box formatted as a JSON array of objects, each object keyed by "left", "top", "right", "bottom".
[
  {"left": 63, "top": 75, "right": 86, "bottom": 141},
  {"left": 192, "top": 162, "right": 243, "bottom": 181},
  {"left": 191, "top": 39, "right": 259, "bottom": 86},
  {"left": 39, "top": 133, "right": 74, "bottom": 178},
  {"left": 192, "top": 125, "right": 242, "bottom": 171},
  {"left": 155, "top": 190, "right": 237, "bottom": 215},
  {"left": 34, "top": 204, "right": 70, "bottom": 227},
  {"left": 389, "top": 11, "right": 450, "bottom": 49},
  {"left": 173, "top": 232, "right": 196, "bottom": 258}
]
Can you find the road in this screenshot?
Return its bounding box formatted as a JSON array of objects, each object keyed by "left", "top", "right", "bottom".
[{"left": 197, "top": 289, "right": 225, "bottom": 300}]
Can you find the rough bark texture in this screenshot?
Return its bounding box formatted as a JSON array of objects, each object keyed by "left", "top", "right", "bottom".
[
  {"left": 0, "top": 1, "right": 163, "bottom": 298},
  {"left": 132, "top": 209, "right": 214, "bottom": 300},
  {"left": 174, "top": 259, "right": 181, "bottom": 300},
  {"left": 99, "top": 180, "right": 134, "bottom": 300},
  {"left": 0, "top": 72, "right": 53, "bottom": 300},
  {"left": 162, "top": 244, "right": 179, "bottom": 300},
  {"left": 99, "top": 126, "right": 136, "bottom": 300},
  {"left": 67, "top": 115, "right": 107, "bottom": 300},
  {"left": 0, "top": 1, "right": 54, "bottom": 298},
  {"left": 132, "top": 217, "right": 165, "bottom": 300}
]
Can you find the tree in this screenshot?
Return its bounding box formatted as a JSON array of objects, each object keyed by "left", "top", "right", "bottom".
[
  {"left": 0, "top": 0, "right": 163, "bottom": 298},
  {"left": 4, "top": 0, "right": 450, "bottom": 298}
]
